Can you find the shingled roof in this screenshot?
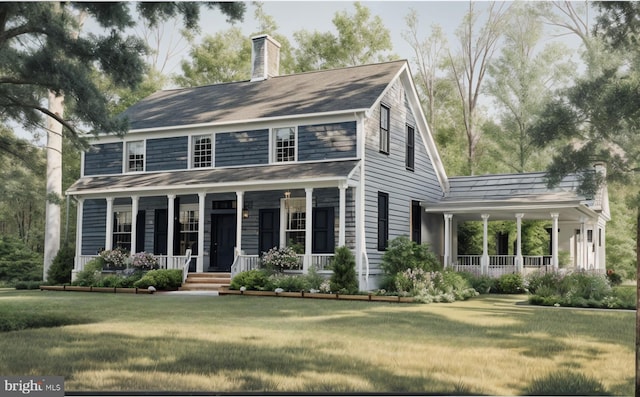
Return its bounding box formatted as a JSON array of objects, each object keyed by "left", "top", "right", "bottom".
[{"left": 120, "top": 60, "right": 407, "bottom": 131}]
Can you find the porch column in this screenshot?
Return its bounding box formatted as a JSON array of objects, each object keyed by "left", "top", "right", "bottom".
[
  {"left": 197, "top": 192, "right": 206, "bottom": 272},
  {"left": 304, "top": 188, "right": 313, "bottom": 273},
  {"left": 235, "top": 191, "right": 244, "bottom": 256},
  {"left": 75, "top": 197, "right": 84, "bottom": 261},
  {"left": 338, "top": 183, "right": 347, "bottom": 247},
  {"left": 443, "top": 213, "right": 453, "bottom": 268},
  {"left": 551, "top": 213, "right": 559, "bottom": 270},
  {"left": 105, "top": 197, "right": 114, "bottom": 250},
  {"left": 515, "top": 213, "right": 524, "bottom": 273},
  {"left": 579, "top": 218, "right": 586, "bottom": 269},
  {"left": 130, "top": 195, "right": 139, "bottom": 254},
  {"left": 167, "top": 194, "right": 176, "bottom": 259},
  {"left": 481, "top": 214, "right": 490, "bottom": 275}
]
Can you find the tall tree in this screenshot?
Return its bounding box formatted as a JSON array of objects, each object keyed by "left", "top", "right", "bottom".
[
  {"left": 293, "top": 2, "right": 395, "bottom": 72},
  {"left": 402, "top": 10, "right": 448, "bottom": 136},
  {"left": 0, "top": 2, "right": 245, "bottom": 277},
  {"left": 529, "top": 2, "right": 640, "bottom": 391},
  {"left": 485, "top": 2, "right": 573, "bottom": 173},
  {"left": 447, "top": 1, "right": 509, "bottom": 175}
]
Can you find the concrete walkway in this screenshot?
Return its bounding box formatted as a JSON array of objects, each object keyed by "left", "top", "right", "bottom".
[{"left": 158, "top": 290, "right": 219, "bottom": 296}]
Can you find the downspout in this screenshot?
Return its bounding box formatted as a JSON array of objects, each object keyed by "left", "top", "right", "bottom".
[{"left": 355, "top": 112, "right": 368, "bottom": 290}]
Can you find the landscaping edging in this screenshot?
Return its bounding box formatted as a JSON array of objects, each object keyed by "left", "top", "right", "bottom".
[
  {"left": 218, "top": 287, "right": 414, "bottom": 303},
  {"left": 39, "top": 285, "right": 155, "bottom": 294}
]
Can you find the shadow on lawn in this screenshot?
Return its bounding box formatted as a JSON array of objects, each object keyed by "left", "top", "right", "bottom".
[{"left": 3, "top": 330, "right": 479, "bottom": 394}]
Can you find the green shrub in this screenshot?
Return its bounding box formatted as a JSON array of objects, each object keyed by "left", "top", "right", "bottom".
[
  {"left": 523, "top": 371, "right": 609, "bottom": 395},
  {"left": 381, "top": 236, "right": 442, "bottom": 275},
  {"left": 329, "top": 246, "right": 358, "bottom": 294},
  {"left": 14, "top": 281, "right": 42, "bottom": 290},
  {"left": 559, "top": 272, "right": 611, "bottom": 301},
  {"left": 47, "top": 245, "right": 75, "bottom": 285},
  {"left": 524, "top": 270, "right": 562, "bottom": 294},
  {"left": 495, "top": 273, "right": 524, "bottom": 294},
  {"left": 606, "top": 269, "right": 622, "bottom": 286},
  {"left": 305, "top": 266, "right": 325, "bottom": 290},
  {"left": 0, "top": 236, "right": 43, "bottom": 283},
  {"left": 230, "top": 269, "right": 271, "bottom": 290},
  {"left": 72, "top": 258, "right": 104, "bottom": 287},
  {"left": 458, "top": 272, "right": 496, "bottom": 294},
  {"left": 268, "top": 274, "right": 309, "bottom": 292},
  {"left": 133, "top": 269, "right": 182, "bottom": 290}
]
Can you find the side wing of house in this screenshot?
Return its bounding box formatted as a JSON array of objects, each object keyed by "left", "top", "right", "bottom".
[{"left": 360, "top": 66, "right": 449, "bottom": 287}]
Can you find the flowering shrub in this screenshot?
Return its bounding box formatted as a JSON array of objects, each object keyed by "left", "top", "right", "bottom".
[
  {"left": 394, "top": 268, "right": 478, "bottom": 303},
  {"left": 261, "top": 246, "right": 301, "bottom": 272},
  {"left": 606, "top": 269, "right": 622, "bottom": 286},
  {"left": 129, "top": 252, "right": 159, "bottom": 270},
  {"left": 99, "top": 248, "right": 128, "bottom": 268}
]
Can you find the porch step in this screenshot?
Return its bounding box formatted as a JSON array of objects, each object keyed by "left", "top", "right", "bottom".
[{"left": 180, "top": 272, "right": 231, "bottom": 291}]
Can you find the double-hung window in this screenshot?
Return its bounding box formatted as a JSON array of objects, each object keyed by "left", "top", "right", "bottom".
[
  {"left": 179, "top": 205, "right": 199, "bottom": 255},
  {"left": 274, "top": 127, "right": 296, "bottom": 162},
  {"left": 126, "top": 141, "right": 144, "bottom": 172},
  {"left": 284, "top": 197, "right": 306, "bottom": 248},
  {"left": 406, "top": 125, "right": 415, "bottom": 171},
  {"left": 380, "top": 104, "right": 390, "bottom": 154},
  {"left": 193, "top": 135, "right": 212, "bottom": 168},
  {"left": 113, "top": 207, "right": 132, "bottom": 251}
]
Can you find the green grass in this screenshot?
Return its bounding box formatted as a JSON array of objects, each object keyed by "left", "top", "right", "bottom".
[{"left": 0, "top": 289, "right": 634, "bottom": 395}]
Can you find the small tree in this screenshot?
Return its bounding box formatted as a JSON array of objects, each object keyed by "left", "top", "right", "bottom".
[
  {"left": 329, "top": 246, "right": 358, "bottom": 294},
  {"left": 46, "top": 245, "right": 75, "bottom": 285}
]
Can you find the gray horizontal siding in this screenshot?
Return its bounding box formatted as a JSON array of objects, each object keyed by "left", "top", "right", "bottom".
[
  {"left": 84, "top": 143, "right": 122, "bottom": 176},
  {"left": 82, "top": 199, "right": 106, "bottom": 255},
  {"left": 363, "top": 80, "right": 445, "bottom": 271},
  {"left": 216, "top": 129, "right": 269, "bottom": 167},
  {"left": 298, "top": 122, "right": 357, "bottom": 161},
  {"left": 146, "top": 137, "right": 188, "bottom": 171}
]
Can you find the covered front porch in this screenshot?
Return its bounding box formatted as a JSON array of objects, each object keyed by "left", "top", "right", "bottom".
[
  {"left": 424, "top": 169, "right": 610, "bottom": 278},
  {"left": 68, "top": 160, "right": 361, "bottom": 281}
]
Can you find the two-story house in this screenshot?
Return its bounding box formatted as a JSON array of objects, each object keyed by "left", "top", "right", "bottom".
[{"left": 66, "top": 35, "right": 610, "bottom": 290}]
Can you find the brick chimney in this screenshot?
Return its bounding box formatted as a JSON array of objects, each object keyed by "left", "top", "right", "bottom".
[{"left": 251, "top": 34, "right": 281, "bottom": 81}]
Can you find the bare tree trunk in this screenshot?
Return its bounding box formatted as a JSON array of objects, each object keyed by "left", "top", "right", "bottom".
[
  {"left": 636, "top": 207, "right": 640, "bottom": 397},
  {"left": 43, "top": 93, "right": 63, "bottom": 280}
]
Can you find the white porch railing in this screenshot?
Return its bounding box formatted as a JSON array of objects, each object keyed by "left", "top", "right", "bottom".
[
  {"left": 453, "top": 255, "right": 553, "bottom": 277},
  {"left": 230, "top": 254, "right": 334, "bottom": 277},
  {"left": 75, "top": 254, "right": 194, "bottom": 273}
]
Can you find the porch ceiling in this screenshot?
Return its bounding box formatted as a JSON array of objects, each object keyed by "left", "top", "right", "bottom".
[
  {"left": 67, "top": 159, "right": 359, "bottom": 197},
  {"left": 423, "top": 196, "right": 600, "bottom": 222}
]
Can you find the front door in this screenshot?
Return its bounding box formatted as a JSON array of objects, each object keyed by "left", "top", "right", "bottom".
[{"left": 211, "top": 213, "right": 236, "bottom": 272}]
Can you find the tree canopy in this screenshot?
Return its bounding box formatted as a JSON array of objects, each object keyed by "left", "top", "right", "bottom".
[{"left": 0, "top": 2, "right": 244, "bottom": 145}]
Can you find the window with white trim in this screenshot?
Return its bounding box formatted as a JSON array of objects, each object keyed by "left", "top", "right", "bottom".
[
  {"left": 274, "top": 127, "right": 296, "bottom": 162},
  {"left": 126, "top": 141, "right": 144, "bottom": 172},
  {"left": 113, "top": 207, "right": 132, "bottom": 251},
  {"left": 193, "top": 135, "right": 212, "bottom": 168},
  {"left": 179, "top": 204, "right": 199, "bottom": 255},
  {"left": 380, "top": 104, "right": 390, "bottom": 154},
  {"left": 284, "top": 197, "right": 305, "bottom": 248}
]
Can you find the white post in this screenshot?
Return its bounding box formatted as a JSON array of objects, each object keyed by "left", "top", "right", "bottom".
[
  {"left": 354, "top": 185, "right": 363, "bottom": 289},
  {"left": 105, "top": 197, "right": 114, "bottom": 251},
  {"left": 72, "top": 197, "right": 84, "bottom": 280},
  {"left": 236, "top": 191, "right": 244, "bottom": 257},
  {"left": 551, "top": 213, "right": 559, "bottom": 270},
  {"left": 304, "top": 188, "right": 313, "bottom": 273},
  {"left": 197, "top": 192, "right": 206, "bottom": 272},
  {"left": 167, "top": 194, "right": 176, "bottom": 259},
  {"left": 444, "top": 213, "right": 453, "bottom": 268},
  {"left": 515, "top": 213, "right": 524, "bottom": 273},
  {"left": 130, "top": 196, "right": 139, "bottom": 254},
  {"left": 338, "top": 183, "right": 347, "bottom": 247},
  {"left": 481, "top": 214, "right": 490, "bottom": 275}
]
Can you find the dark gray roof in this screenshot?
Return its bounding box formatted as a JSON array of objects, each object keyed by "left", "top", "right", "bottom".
[
  {"left": 67, "top": 160, "right": 359, "bottom": 195},
  {"left": 446, "top": 172, "right": 585, "bottom": 201},
  {"left": 120, "top": 61, "right": 407, "bottom": 130}
]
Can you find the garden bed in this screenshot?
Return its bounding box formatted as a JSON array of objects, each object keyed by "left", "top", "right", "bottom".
[
  {"left": 219, "top": 287, "right": 414, "bottom": 303},
  {"left": 39, "top": 285, "right": 156, "bottom": 294}
]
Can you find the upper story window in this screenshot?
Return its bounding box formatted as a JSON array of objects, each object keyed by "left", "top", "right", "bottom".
[
  {"left": 193, "top": 135, "right": 212, "bottom": 168},
  {"left": 126, "top": 141, "right": 144, "bottom": 172},
  {"left": 380, "top": 104, "right": 390, "bottom": 154},
  {"left": 274, "top": 127, "right": 296, "bottom": 162},
  {"left": 406, "top": 125, "right": 415, "bottom": 171}
]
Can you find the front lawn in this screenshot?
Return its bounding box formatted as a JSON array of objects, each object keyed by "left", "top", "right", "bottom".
[{"left": 0, "top": 289, "right": 633, "bottom": 395}]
